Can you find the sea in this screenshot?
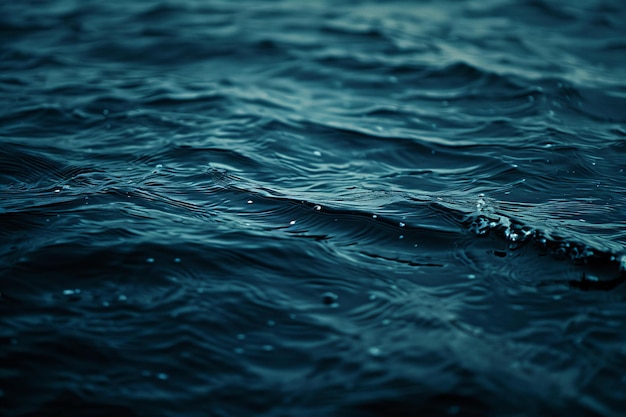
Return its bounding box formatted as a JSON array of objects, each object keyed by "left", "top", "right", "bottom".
[{"left": 1, "top": 0, "right": 626, "bottom": 416}]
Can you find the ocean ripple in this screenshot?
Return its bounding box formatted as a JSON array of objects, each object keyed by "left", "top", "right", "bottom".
[{"left": 2, "top": 0, "right": 626, "bottom": 416}]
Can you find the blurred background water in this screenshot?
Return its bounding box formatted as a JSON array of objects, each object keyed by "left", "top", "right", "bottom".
[{"left": 1, "top": 0, "right": 626, "bottom": 416}]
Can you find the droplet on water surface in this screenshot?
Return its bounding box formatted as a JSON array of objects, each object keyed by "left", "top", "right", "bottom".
[
  {"left": 368, "top": 347, "right": 381, "bottom": 357},
  {"left": 322, "top": 292, "right": 339, "bottom": 306}
]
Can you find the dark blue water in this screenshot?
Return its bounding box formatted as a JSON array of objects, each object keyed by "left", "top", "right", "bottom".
[{"left": 2, "top": 0, "right": 626, "bottom": 415}]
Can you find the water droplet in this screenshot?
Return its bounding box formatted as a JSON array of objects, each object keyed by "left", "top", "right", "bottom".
[
  {"left": 322, "top": 292, "right": 338, "bottom": 305},
  {"left": 247, "top": 200, "right": 253, "bottom": 204},
  {"left": 155, "top": 164, "right": 163, "bottom": 169},
  {"left": 146, "top": 258, "right": 154, "bottom": 263},
  {"left": 118, "top": 294, "right": 127, "bottom": 301},
  {"left": 313, "top": 150, "right": 322, "bottom": 157},
  {"left": 372, "top": 214, "right": 377, "bottom": 219},
  {"left": 368, "top": 347, "right": 381, "bottom": 356},
  {"left": 54, "top": 189, "right": 60, "bottom": 193},
  {"left": 174, "top": 257, "right": 181, "bottom": 263},
  {"left": 399, "top": 235, "right": 404, "bottom": 239},
  {"left": 467, "top": 274, "right": 476, "bottom": 280},
  {"left": 399, "top": 222, "right": 405, "bottom": 227},
  {"left": 314, "top": 205, "right": 321, "bottom": 211},
  {"left": 156, "top": 373, "right": 169, "bottom": 380},
  {"left": 289, "top": 220, "right": 296, "bottom": 225}
]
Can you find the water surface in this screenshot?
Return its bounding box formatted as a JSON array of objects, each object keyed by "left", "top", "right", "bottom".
[{"left": 1, "top": 0, "right": 626, "bottom": 416}]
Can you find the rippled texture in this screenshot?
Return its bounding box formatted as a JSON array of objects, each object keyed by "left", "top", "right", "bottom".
[{"left": 2, "top": 0, "right": 626, "bottom": 416}]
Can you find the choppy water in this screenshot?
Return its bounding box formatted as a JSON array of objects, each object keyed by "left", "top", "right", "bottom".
[{"left": 2, "top": 0, "right": 626, "bottom": 416}]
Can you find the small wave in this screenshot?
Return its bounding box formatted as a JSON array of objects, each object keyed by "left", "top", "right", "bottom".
[{"left": 455, "top": 194, "right": 626, "bottom": 287}]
